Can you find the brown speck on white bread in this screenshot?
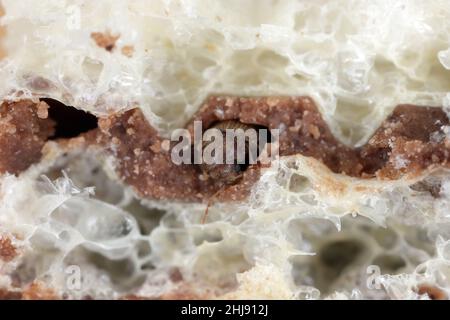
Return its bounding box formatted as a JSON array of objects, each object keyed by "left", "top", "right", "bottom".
[{"left": 91, "top": 31, "right": 120, "bottom": 52}]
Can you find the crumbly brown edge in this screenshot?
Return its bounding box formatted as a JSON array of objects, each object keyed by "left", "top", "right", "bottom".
[
  {"left": 96, "top": 96, "right": 450, "bottom": 202},
  {"left": 1, "top": 96, "right": 450, "bottom": 204}
]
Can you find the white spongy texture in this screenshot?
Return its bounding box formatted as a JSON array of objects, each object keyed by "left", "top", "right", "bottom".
[
  {"left": 1, "top": 0, "right": 450, "bottom": 300},
  {"left": 1, "top": 150, "right": 450, "bottom": 300},
  {"left": 1, "top": 0, "right": 450, "bottom": 143}
]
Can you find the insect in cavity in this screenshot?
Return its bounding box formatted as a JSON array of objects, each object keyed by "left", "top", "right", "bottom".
[{"left": 200, "top": 120, "right": 269, "bottom": 223}]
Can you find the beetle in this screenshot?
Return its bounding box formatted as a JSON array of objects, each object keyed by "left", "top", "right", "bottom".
[
  {"left": 200, "top": 120, "right": 269, "bottom": 223},
  {"left": 200, "top": 120, "right": 253, "bottom": 184}
]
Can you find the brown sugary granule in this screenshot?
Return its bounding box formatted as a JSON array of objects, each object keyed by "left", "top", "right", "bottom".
[
  {"left": 36, "top": 101, "right": 49, "bottom": 119},
  {"left": 308, "top": 124, "right": 320, "bottom": 139},
  {"left": 150, "top": 141, "right": 161, "bottom": 153},
  {"left": 91, "top": 31, "right": 120, "bottom": 52},
  {"left": 161, "top": 139, "right": 171, "bottom": 152},
  {"left": 121, "top": 45, "right": 134, "bottom": 57}
]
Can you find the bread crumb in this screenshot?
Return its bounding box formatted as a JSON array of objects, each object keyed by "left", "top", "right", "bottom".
[
  {"left": 266, "top": 97, "right": 280, "bottom": 108},
  {"left": 122, "top": 45, "right": 134, "bottom": 57},
  {"left": 91, "top": 31, "right": 120, "bottom": 52},
  {"left": 161, "top": 139, "right": 171, "bottom": 152},
  {"left": 225, "top": 98, "right": 234, "bottom": 107},
  {"left": 308, "top": 124, "right": 321, "bottom": 139},
  {"left": 36, "top": 101, "right": 49, "bottom": 119},
  {"left": 112, "top": 137, "right": 120, "bottom": 145},
  {"left": 150, "top": 141, "right": 161, "bottom": 153}
]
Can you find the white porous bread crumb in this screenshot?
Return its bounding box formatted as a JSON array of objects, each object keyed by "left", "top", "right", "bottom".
[{"left": 1, "top": 0, "right": 450, "bottom": 300}]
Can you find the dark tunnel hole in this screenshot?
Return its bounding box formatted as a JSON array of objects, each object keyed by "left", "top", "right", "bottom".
[
  {"left": 42, "top": 98, "right": 99, "bottom": 139},
  {"left": 238, "top": 123, "right": 274, "bottom": 173},
  {"left": 239, "top": 123, "right": 273, "bottom": 172}
]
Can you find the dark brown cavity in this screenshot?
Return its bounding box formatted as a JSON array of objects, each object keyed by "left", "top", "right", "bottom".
[{"left": 42, "top": 98, "right": 98, "bottom": 139}]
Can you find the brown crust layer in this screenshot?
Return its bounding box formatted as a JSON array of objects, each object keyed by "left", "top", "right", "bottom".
[{"left": 1, "top": 97, "right": 450, "bottom": 203}]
